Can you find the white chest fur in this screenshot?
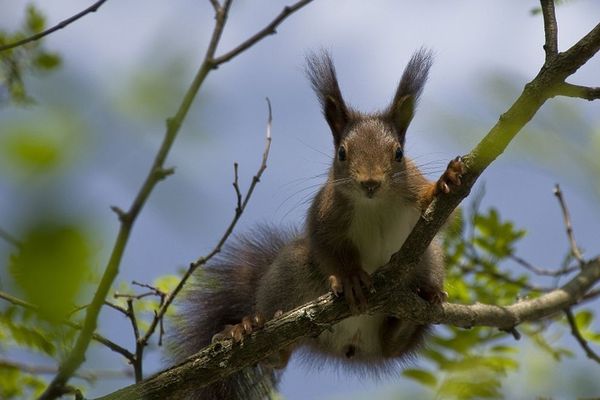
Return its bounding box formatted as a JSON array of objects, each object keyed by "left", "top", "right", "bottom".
[
  {"left": 348, "top": 199, "right": 421, "bottom": 274},
  {"left": 319, "top": 199, "right": 421, "bottom": 358}
]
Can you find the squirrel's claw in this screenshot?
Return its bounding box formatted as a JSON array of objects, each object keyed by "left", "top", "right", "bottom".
[
  {"left": 436, "top": 156, "right": 466, "bottom": 195},
  {"left": 328, "top": 270, "right": 372, "bottom": 314},
  {"left": 211, "top": 312, "right": 266, "bottom": 344}
]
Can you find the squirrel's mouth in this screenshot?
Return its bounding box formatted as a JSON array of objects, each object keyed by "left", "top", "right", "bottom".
[{"left": 359, "top": 179, "right": 382, "bottom": 198}]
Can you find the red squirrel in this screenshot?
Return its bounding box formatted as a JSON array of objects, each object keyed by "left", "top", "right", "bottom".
[{"left": 169, "top": 48, "right": 465, "bottom": 399}]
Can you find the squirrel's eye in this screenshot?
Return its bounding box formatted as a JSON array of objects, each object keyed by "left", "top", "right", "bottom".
[
  {"left": 338, "top": 146, "right": 347, "bottom": 161},
  {"left": 395, "top": 147, "right": 404, "bottom": 162}
]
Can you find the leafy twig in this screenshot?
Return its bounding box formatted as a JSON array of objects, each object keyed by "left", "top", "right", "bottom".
[
  {"left": 553, "top": 184, "right": 585, "bottom": 266},
  {"left": 0, "top": 0, "right": 109, "bottom": 52},
  {"left": 0, "top": 290, "right": 134, "bottom": 362},
  {"left": 564, "top": 308, "right": 600, "bottom": 364}
]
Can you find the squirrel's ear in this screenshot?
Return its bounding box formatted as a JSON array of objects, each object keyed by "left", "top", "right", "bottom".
[
  {"left": 387, "top": 48, "right": 433, "bottom": 140},
  {"left": 389, "top": 94, "right": 416, "bottom": 140},
  {"left": 322, "top": 94, "right": 349, "bottom": 145},
  {"left": 306, "top": 50, "right": 349, "bottom": 146}
]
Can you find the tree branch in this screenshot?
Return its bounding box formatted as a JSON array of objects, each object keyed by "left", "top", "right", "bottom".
[
  {"left": 93, "top": 13, "right": 600, "bottom": 398},
  {"left": 551, "top": 82, "right": 600, "bottom": 101},
  {"left": 95, "top": 257, "right": 600, "bottom": 400},
  {"left": 0, "top": 0, "right": 108, "bottom": 52},
  {"left": 212, "top": 0, "right": 315, "bottom": 66},
  {"left": 540, "top": 0, "right": 558, "bottom": 60}
]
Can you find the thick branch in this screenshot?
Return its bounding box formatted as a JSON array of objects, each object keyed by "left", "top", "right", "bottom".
[
  {"left": 0, "top": 0, "right": 108, "bottom": 52},
  {"left": 95, "top": 257, "right": 600, "bottom": 400}
]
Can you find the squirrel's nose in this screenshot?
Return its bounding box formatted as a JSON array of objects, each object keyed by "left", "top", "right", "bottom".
[{"left": 360, "top": 179, "right": 381, "bottom": 197}]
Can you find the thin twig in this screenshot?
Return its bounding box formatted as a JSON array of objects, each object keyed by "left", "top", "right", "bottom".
[
  {"left": 212, "top": 0, "right": 315, "bottom": 66},
  {"left": 553, "top": 184, "right": 585, "bottom": 266},
  {"left": 138, "top": 98, "right": 273, "bottom": 348},
  {"left": 509, "top": 253, "right": 578, "bottom": 277},
  {"left": 564, "top": 308, "right": 600, "bottom": 364},
  {"left": 70, "top": 301, "right": 129, "bottom": 318},
  {"left": 208, "top": 0, "right": 220, "bottom": 13},
  {"left": 551, "top": 82, "right": 600, "bottom": 101},
  {"left": 540, "top": 0, "right": 558, "bottom": 60},
  {"left": 126, "top": 299, "right": 143, "bottom": 382},
  {"left": 0, "top": 0, "right": 108, "bottom": 52}
]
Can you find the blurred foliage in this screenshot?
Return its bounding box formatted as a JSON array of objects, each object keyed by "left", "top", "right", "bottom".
[
  {"left": 0, "top": 108, "right": 85, "bottom": 179},
  {"left": 0, "top": 363, "right": 46, "bottom": 400},
  {"left": 114, "top": 58, "right": 191, "bottom": 123},
  {"left": 0, "top": 4, "right": 61, "bottom": 104},
  {"left": 397, "top": 203, "right": 599, "bottom": 399},
  {"left": 8, "top": 222, "right": 93, "bottom": 321}
]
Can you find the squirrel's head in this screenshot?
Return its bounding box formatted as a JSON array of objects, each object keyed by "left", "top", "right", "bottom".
[{"left": 306, "top": 48, "right": 432, "bottom": 201}]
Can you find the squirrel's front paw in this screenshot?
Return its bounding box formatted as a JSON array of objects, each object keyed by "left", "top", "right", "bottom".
[
  {"left": 328, "top": 270, "right": 373, "bottom": 314},
  {"left": 436, "top": 156, "right": 466, "bottom": 195},
  {"left": 211, "top": 312, "right": 266, "bottom": 343}
]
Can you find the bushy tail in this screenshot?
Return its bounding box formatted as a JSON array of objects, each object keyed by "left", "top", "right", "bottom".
[{"left": 167, "top": 224, "right": 296, "bottom": 400}]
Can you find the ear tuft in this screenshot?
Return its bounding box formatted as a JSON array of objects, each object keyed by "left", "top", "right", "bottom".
[
  {"left": 388, "top": 48, "right": 433, "bottom": 139},
  {"left": 306, "top": 50, "right": 349, "bottom": 146}
]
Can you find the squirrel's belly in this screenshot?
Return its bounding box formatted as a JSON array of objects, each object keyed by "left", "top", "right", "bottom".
[{"left": 317, "top": 314, "right": 386, "bottom": 358}]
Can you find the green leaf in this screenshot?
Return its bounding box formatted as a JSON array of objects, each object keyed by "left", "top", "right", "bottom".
[
  {"left": 25, "top": 5, "right": 46, "bottom": 33},
  {"left": 0, "top": 310, "right": 56, "bottom": 356},
  {"left": 574, "top": 310, "right": 593, "bottom": 330},
  {"left": 9, "top": 223, "right": 93, "bottom": 321},
  {"left": 154, "top": 275, "right": 180, "bottom": 293},
  {"left": 403, "top": 369, "right": 437, "bottom": 387},
  {"left": 32, "top": 52, "right": 61, "bottom": 70},
  {"left": 0, "top": 111, "right": 85, "bottom": 176}
]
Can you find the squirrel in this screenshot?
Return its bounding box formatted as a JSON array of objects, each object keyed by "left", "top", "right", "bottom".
[{"left": 168, "top": 48, "right": 465, "bottom": 399}]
